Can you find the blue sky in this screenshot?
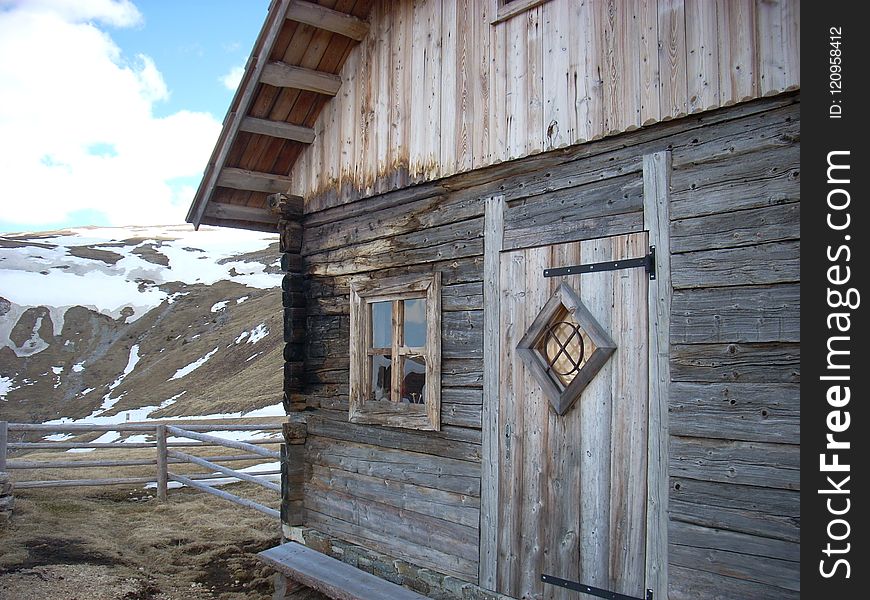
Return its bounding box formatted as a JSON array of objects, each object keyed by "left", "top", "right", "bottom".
[{"left": 0, "top": 0, "right": 269, "bottom": 233}]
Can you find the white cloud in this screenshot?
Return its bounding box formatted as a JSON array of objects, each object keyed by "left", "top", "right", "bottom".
[
  {"left": 0, "top": 0, "right": 144, "bottom": 28},
  {"left": 0, "top": 1, "right": 221, "bottom": 229},
  {"left": 219, "top": 64, "right": 245, "bottom": 91}
]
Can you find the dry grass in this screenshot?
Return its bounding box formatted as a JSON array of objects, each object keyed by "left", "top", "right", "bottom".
[{"left": 0, "top": 447, "right": 292, "bottom": 599}]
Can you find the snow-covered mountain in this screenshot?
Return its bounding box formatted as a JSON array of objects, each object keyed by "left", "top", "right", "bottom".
[{"left": 0, "top": 225, "right": 286, "bottom": 424}]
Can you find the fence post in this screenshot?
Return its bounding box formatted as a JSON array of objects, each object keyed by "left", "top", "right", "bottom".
[
  {"left": 0, "top": 421, "right": 7, "bottom": 472},
  {"left": 156, "top": 424, "right": 167, "bottom": 501}
]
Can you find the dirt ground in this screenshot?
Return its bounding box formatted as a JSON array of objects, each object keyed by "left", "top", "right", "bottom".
[{"left": 0, "top": 482, "right": 324, "bottom": 600}]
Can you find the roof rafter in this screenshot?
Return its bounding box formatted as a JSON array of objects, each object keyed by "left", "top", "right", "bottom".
[
  {"left": 240, "top": 117, "right": 316, "bottom": 143},
  {"left": 260, "top": 62, "right": 342, "bottom": 95},
  {"left": 188, "top": 0, "right": 296, "bottom": 229},
  {"left": 217, "top": 168, "right": 293, "bottom": 194},
  {"left": 203, "top": 202, "right": 279, "bottom": 225},
  {"left": 285, "top": 0, "right": 370, "bottom": 41}
]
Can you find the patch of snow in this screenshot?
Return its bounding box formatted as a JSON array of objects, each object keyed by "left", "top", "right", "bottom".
[
  {"left": 122, "top": 434, "right": 151, "bottom": 444},
  {"left": 245, "top": 352, "right": 262, "bottom": 362},
  {"left": 72, "top": 362, "right": 85, "bottom": 373},
  {"left": 67, "top": 430, "right": 121, "bottom": 453},
  {"left": 169, "top": 347, "right": 219, "bottom": 381},
  {"left": 236, "top": 296, "right": 249, "bottom": 304},
  {"left": 210, "top": 300, "right": 229, "bottom": 313},
  {"left": 52, "top": 366, "right": 64, "bottom": 375},
  {"left": 0, "top": 375, "right": 17, "bottom": 400},
  {"left": 234, "top": 331, "right": 249, "bottom": 344},
  {"left": 79, "top": 387, "right": 95, "bottom": 396},
  {"left": 247, "top": 323, "right": 269, "bottom": 344},
  {"left": 44, "top": 393, "right": 184, "bottom": 427},
  {"left": 166, "top": 292, "right": 189, "bottom": 304},
  {"left": 90, "top": 344, "right": 140, "bottom": 416},
  {"left": 43, "top": 433, "right": 75, "bottom": 442}
]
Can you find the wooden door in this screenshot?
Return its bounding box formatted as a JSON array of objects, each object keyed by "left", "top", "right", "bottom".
[{"left": 495, "top": 231, "right": 650, "bottom": 600}]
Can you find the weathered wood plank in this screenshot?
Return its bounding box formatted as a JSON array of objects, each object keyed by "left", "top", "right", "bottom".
[
  {"left": 239, "top": 116, "right": 316, "bottom": 143},
  {"left": 607, "top": 232, "right": 649, "bottom": 597},
  {"left": 305, "top": 217, "right": 484, "bottom": 277},
  {"left": 671, "top": 284, "right": 800, "bottom": 343},
  {"left": 441, "top": 402, "right": 481, "bottom": 429},
  {"left": 669, "top": 477, "right": 799, "bottom": 542},
  {"left": 670, "top": 342, "right": 799, "bottom": 383},
  {"left": 657, "top": 0, "right": 688, "bottom": 118},
  {"left": 671, "top": 142, "right": 800, "bottom": 194},
  {"left": 305, "top": 435, "right": 480, "bottom": 497},
  {"left": 503, "top": 211, "right": 644, "bottom": 252},
  {"left": 669, "top": 564, "right": 798, "bottom": 600},
  {"left": 305, "top": 508, "right": 477, "bottom": 581},
  {"left": 671, "top": 241, "right": 800, "bottom": 289},
  {"left": 304, "top": 485, "right": 478, "bottom": 562},
  {"left": 669, "top": 542, "right": 798, "bottom": 592},
  {"left": 685, "top": 0, "right": 720, "bottom": 113},
  {"left": 669, "top": 497, "right": 799, "bottom": 544},
  {"left": 285, "top": 0, "right": 370, "bottom": 41},
  {"left": 669, "top": 382, "right": 799, "bottom": 444},
  {"left": 671, "top": 203, "right": 799, "bottom": 254},
  {"left": 504, "top": 171, "right": 644, "bottom": 228},
  {"left": 261, "top": 62, "right": 342, "bottom": 95},
  {"left": 669, "top": 436, "right": 799, "bottom": 490},
  {"left": 717, "top": 0, "right": 758, "bottom": 105},
  {"left": 442, "top": 282, "right": 483, "bottom": 311},
  {"left": 643, "top": 150, "right": 671, "bottom": 600},
  {"left": 217, "top": 167, "right": 294, "bottom": 194},
  {"left": 303, "top": 193, "right": 483, "bottom": 255},
  {"left": 259, "top": 543, "right": 429, "bottom": 600},
  {"left": 307, "top": 464, "right": 479, "bottom": 528},
  {"left": 669, "top": 519, "right": 798, "bottom": 563},
  {"left": 306, "top": 416, "right": 481, "bottom": 463},
  {"left": 670, "top": 102, "right": 798, "bottom": 168}
]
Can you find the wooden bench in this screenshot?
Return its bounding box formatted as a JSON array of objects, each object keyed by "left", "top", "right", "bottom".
[{"left": 259, "top": 542, "right": 430, "bottom": 600}]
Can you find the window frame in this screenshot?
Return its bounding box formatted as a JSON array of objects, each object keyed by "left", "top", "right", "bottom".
[{"left": 349, "top": 272, "right": 441, "bottom": 431}]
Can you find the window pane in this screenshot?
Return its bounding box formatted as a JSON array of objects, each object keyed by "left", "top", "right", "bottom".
[
  {"left": 371, "top": 301, "right": 392, "bottom": 348},
  {"left": 403, "top": 299, "right": 427, "bottom": 347},
  {"left": 370, "top": 354, "right": 391, "bottom": 401},
  {"left": 401, "top": 356, "right": 426, "bottom": 404}
]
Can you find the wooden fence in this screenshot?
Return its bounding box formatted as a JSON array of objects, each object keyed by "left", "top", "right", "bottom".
[{"left": 0, "top": 420, "right": 283, "bottom": 518}]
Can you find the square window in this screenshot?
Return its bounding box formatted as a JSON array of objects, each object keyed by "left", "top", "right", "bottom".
[{"left": 349, "top": 273, "right": 441, "bottom": 430}]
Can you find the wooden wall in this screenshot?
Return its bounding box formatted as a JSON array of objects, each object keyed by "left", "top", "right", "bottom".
[
  {"left": 665, "top": 100, "right": 799, "bottom": 599},
  {"left": 288, "top": 0, "right": 800, "bottom": 212},
  {"left": 293, "top": 93, "right": 799, "bottom": 596}
]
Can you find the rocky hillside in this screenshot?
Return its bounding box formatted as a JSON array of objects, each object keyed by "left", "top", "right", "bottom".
[{"left": 0, "top": 225, "right": 285, "bottom": 425}]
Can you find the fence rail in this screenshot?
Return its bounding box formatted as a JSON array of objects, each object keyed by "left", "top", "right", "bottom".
[{"left": 0, "top": 419, "right": 284, "bottom": 517}]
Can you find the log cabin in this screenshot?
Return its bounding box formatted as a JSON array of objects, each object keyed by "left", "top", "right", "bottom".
[{"left": 187, "top": 1, "right": 800, "bottom": 598}]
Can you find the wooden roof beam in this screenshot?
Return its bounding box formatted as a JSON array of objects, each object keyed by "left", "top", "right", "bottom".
[
  {"left": 260, "top": 62, "right": 341, "bottom": 96},
  {"left": 285, "top": 0, "right": 370, "bottom": 41},
  {"left": 217, "top": 168, "right": 294, "bottom": 194},
  {"left": 240, "top": 116, "right": 316, "bottom": 143},
  {"left": 204, "top": 202, "right": 279, "bottom": 225}
]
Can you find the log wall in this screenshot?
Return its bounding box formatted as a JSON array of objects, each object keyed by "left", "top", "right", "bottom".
[
  {"left": 288, "top": 0, "right": 800, "bottom": 212},
  {"left": 290, "top": 93, "right": 800, "bottom": 596}
]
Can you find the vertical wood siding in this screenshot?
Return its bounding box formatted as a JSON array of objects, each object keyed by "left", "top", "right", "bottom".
[{"left": 291, "top": 0, "right": 799, "bottom": 212}]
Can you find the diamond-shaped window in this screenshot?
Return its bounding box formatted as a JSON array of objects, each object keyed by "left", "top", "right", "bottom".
[{"left": 517, "top": 283, "right": 616, "bottom": 415}]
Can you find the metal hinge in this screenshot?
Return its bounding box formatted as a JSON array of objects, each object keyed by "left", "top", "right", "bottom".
[
  {"left": 543, "top": 246, "right": 656, "bottom": 280},
  {"left": 541, "top": 574, "right": 653, "bottom": 600}
]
